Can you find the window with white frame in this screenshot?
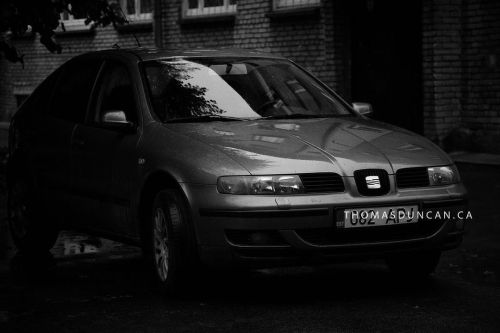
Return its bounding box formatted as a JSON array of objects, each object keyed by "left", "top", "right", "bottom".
[
  {"left": 13, "top": 85, "right": 33, "bottom": 108},
  {"left": 59, "top": 4, "right": 89, "bottom": 32},
  {"left": 183, "top": 0, "right": 237, "bottom": 18},
  {"left": 273, "top": 0, "right": 320, "bottom": 10},
  {"left": 120, "top": 0, "right": 153, "bottom": 21}
]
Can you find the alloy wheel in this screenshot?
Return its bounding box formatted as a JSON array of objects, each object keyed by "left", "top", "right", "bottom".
[{"left": 153, "top": 207, "right": 170, "bottom": 281}]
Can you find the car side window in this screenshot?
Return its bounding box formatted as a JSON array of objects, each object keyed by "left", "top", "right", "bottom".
[
  {"left": 49, "top": 59, "right": 102, "bottom": 123},
  {"left": 93, "top": 62, "right": 137, "bottom": 124}
]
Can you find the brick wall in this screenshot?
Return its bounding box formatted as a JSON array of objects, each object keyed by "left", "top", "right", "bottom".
[
  {"left": 1, "top": 1, "right": 352, "bottom": 121},
  {"left": 422, "top": 0, "right": 500, "bottom": 152},
  {"left": 422, "top": 0, "right": 464, "bottom": 142},
  {"left": 159, "top": 0, "right": 350, "bottom": 97},
  {"left": 1, "top": 0, "right": 499, "bottom": 152},
  {"left": 0, "top": 56, "right": 18, "bottom": 122},
  {"left": 0, "top": 24, "right": 155, "bottom": 121},
  {"left": 462, "top": 0, "right": 500, "bottom": 150}
]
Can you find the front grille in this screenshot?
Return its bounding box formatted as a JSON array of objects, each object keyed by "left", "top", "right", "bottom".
[
  {"left": 299, "top": 173, "right": 345, "bottom": 193},
  {"left": 354, "top": 169, "right": 390, "bottom": 196},
  {"left": 295, "top": 221, "right": 445, "bottom": 245},
  {"left": 396, "top": 167, "right": 430, "bottom": 188}
]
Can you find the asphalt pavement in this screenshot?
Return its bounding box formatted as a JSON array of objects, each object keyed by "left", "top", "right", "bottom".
[{"left": 0, "top": 162, "right": 499, "bottom": 333}]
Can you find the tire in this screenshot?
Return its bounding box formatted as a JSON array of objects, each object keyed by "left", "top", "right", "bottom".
[
  {"left": 386, "top": 251, "right": 441, "bottom": 278},
  {"left": 8, "top": 177, "right": 59, "bottom": 254},
  {"left": 144, "top": 188, "right": 198, "bottom": 294}
]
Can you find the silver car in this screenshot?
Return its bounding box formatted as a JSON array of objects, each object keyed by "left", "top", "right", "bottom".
[{"left": 8, "top": 48, "right": 468, "bottom": 292}]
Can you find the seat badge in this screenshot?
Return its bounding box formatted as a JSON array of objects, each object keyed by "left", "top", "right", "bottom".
[{"left": 365, "top": 175, "right": 381, "bottom": 189}]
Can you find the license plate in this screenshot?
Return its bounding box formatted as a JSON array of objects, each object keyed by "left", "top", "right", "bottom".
[{"left": 343, "top": 205, "right": 419, "bottom": 228}]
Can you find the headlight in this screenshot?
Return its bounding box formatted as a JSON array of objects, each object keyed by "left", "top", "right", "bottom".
[
  {"left": 427, "top": 165, "right": 460, "bottom": 186},
  {"left": 217, "top": 175, "right": 304, "bottom": 195}
]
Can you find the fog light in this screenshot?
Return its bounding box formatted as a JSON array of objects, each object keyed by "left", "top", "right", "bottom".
[
  {"left": 249, "top": 232, "right": 272, "bottom": 245},
  {"left": 225, "top": 230, "right": 287, "bottom": 246}
]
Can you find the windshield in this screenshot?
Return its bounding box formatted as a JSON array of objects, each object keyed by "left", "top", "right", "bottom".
[{"left": 142, "top": 57, "right": 353, "bottom": 122}]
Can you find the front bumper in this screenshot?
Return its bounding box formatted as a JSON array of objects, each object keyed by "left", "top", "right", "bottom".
[{"left": 181, "top": 182, "right": 468, "bottom": 268}]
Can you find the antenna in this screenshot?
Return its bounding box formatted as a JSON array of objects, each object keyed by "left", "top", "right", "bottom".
[
  {"left": 118, "top": 6, "right": 141, "bottom": 47},
  {"left": 132, "top": 32, "right": 141, "bottom": 48}
]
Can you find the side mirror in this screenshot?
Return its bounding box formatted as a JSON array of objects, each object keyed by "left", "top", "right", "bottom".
[
  {"left": 101, "top": 110, "right": 135, "bottom": 133},
  {"left": 352, "top": 102, "right": 373, "bottom": 116}
]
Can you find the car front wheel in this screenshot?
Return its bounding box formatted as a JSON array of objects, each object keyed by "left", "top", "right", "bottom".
[
  {"left": 385, "top": 251, "right": 441, "bottom": 278},
  {"left": 145, "top": 189, "right": 197, "bottom": 294}
]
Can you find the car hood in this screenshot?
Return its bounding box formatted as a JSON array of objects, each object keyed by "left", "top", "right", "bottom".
[{"left": 166, "top": 117, "right": 452, "bottom": 176}]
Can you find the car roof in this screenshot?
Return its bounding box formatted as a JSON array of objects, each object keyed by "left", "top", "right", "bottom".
[{"left": 81, "top": 47, "right": 285, "bottom": 62}]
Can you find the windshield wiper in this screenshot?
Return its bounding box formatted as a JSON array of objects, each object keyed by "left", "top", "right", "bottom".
[{"left": 165, "top": 115, "right": 246, "bottom": 123}]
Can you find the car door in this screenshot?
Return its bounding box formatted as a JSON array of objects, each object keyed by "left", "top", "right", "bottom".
[
  {"left": 70, "top": 59, "right": 141, "bottom": 237},
  {"left": 27, "top": 59, "right": 102, "bottom": 225}
]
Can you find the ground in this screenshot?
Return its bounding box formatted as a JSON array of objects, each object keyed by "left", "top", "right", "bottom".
[{"left": 0, "top": 163, "right": 499, "bottom": 332}]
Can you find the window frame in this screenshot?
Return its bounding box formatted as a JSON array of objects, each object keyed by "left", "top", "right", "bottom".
[
  {"left": 120, "top": 0, "right": 153, "bottom": 22},
  {"left": 57, "top": 4, "right": 93, "bottom": 33},
  {"left": 13, "top": 85, "right": 34, "bottom": 109},
  {"left": 272, "top": 0, "right": 321, "bottom": 11},
  {"left": 182, "top": 0, "right": 237, "bottom": 19}
]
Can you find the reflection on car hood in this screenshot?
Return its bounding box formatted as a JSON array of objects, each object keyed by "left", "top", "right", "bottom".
[{"left": 166, "top": 117, "right": 452, "bottom": 176}]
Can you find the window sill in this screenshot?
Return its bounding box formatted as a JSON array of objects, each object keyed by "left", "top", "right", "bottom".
[
  {"left": 13, "top": 84, "right": 34, "bottom": 97},
  {"left": 179, "top": 12, "right": 236, "bottom": 25},
  {"left": 117, "top": 19, "right": 153, "bottom": 33},
  {"left": 55, "top": 20, "right": 94, "bottom": 36},
  {"left": 267, "top": 6, "right": 320, "bottom": 20},
  {"left": 55, "top": 20, "right": 94, "bottom": 35}
]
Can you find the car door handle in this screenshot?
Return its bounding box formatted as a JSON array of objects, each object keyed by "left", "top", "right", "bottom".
[{"left": 73, "top": 138, "right": 85, "bottom": 147}]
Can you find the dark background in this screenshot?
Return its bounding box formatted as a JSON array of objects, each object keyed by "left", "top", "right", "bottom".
[
  {"left": 0, "top": 0, "right": 500, "bottom": 331},
  {"left": 0, "top": 162, "right": 499, "bottom": 332}
]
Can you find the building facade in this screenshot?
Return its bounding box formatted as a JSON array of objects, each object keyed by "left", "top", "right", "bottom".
[
  {"left": 0, "top": 0, "right": 157, "bottom": 123},
  {"left": 1, "top": 0, "right": 499, "bottom": 152}
]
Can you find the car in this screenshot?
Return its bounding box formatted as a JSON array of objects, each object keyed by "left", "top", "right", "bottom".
[{"left": 7, "top": 48, "right": 468, "bottom": 292}]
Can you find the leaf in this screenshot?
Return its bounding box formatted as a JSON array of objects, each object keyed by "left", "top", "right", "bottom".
[
  {"left": 1, "top": 0, "right": 130, "bottom": 63},
  {"left": 0, "top": 41, "right": 25, "bottom": 68}
]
